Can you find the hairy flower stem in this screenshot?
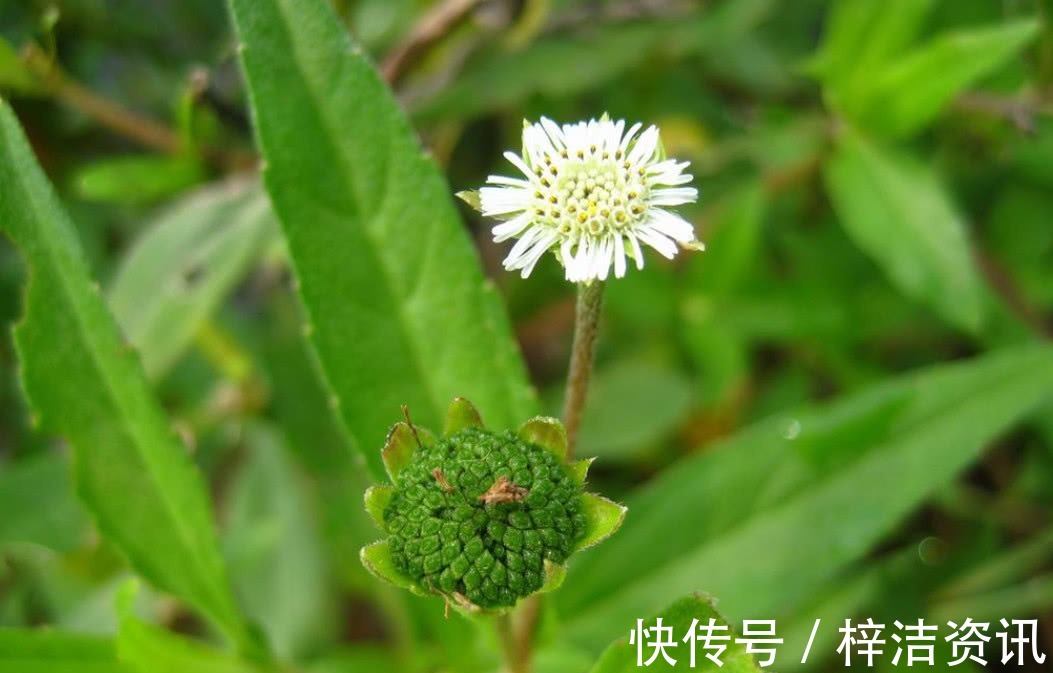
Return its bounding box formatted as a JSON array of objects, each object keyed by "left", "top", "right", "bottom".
[
  {"left": 561, "top": 280, "right": 606, "bottom": 456},
  {"left": 497, "top": 613, "right": 527, "bottom": 673}
]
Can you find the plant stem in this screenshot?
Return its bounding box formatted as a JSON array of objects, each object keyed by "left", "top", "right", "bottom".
[
  {"left": 561, "top": 280, "right": 606, "bottom": 456},
  {"left": 497, "top": 613, "right": 526, "bottom": 673}
]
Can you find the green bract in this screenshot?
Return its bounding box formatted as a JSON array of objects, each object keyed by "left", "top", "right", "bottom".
[{"left": 361, "top": 398, "right": 626, "bottom": 612}]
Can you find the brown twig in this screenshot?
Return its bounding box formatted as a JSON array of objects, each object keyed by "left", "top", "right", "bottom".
[
  {"left": 975, "top": 249, "right": 1053, "bottom": 340},
  {"left": 381, "top": 0, "right": 487, "bottom": 85},
  {"left": 22, "top": 43, "right": 184, "bottom": 154},
  {"left": 954, "top": 91, "right": 1048, "bottom": 134}
]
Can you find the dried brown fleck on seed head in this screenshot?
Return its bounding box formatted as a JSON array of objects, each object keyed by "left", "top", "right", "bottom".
[{"left": 478, "top": 475, "right": 529, "bottom": 504}]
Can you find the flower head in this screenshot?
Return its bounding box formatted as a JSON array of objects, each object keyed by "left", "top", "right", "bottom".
[
  {"left": 461, "top": 116, "right": 699, "bottom": 283},
  {"left": 360, "top": 398, "right": 626, "bottom": 614}
]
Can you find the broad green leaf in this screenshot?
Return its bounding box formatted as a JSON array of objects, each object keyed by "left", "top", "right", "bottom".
[
  {"left": 109, "top": 179, "right": 276, "bottom": 379},
  {"left": 936, "top": 526, "right": 1053, "bottom": 598},
  {"left": 860, "top": 19, "right": 1040, "bottom": 136},
  {"left": 222, "top": 425, "right": 330, "bottom": 659},
  {"left": 116, "top": 583, "right": 261, "bottom": 673},
  {"left": 306, "top": 646, "right": 405, "bottom": 673},
  {"left": 823, "top": 130, "right": 984, "bottom": 333},
  {"left": 557, "top": 345, "right": 1053, "bottom": 650},
  {"left": 589, "top": 594, "right": 763, "bottom": 673},
  {"left": 0, "top": 101, "right": 250, "bottom": 651},
  {"left": 806, "top": 0, "right": 936, "bottom": 109},
  {"left": 686, "top": 181, "right": 767, "bottom": 297},
  {"left": 228, "top": 0, "right": 536, "bottom": 478},
  {"left": 74, "top": 154, "right": 204, "bottom": 206},
  {"left": 533, "top": 645, "right": 594, "bottom": 673},
  {"left": 413, "top": 0, "right": 775, "bottom": 120},
  {"left": 931, "top": 573, "right": 1053, "bottom": 624},
  {"left": 0, "top": 629, "right": 128, "bottom": 673},
  {"left": 0, "top": 453, "right": 88, "bottom": 552},
  {"left": 576, "top": 361, "right": 693, "bottom": 461}
]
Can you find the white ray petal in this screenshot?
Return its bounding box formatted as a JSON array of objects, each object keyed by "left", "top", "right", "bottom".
[
  {"left": 539, "top": 117, "right": 566, "bottom": 149},
  {"left": 649, "top": 187, "right": 698, "bottom": 206},
  {"left": 619, "top": 122, "right": 643, "bottom": 153},
  {"left": 504, "top": 225, "right": 543, "bottom": 266},
  {"left": 647, "top": 209, "right": 696, "bottom": 242},
  {"left": 486, "top": 175, "right": 532, "bottom": 188},
  {"left": 503, "top": 151, "right": 535, "bottom": 180},
  {"left": 628, "top": 126, "right": 659, "bottom": 165},
  {"left": 628, "top": 233, "right": 645, "bottom": 269},
  {"left": 613, "top": 234, "right": 627, "bottom": 278},
  {"left": 519, "top": 230, "right": 559, "bottom": 277},
  {"left": 491, "top": 212, "right": 533, "bottom": 242},
  {"left": 636, "top": 227, "right": 678, "bottom": 259}
]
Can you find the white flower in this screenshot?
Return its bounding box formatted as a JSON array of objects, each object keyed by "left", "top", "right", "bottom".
[{"left": 468, "top": 116, "right": 699, "bottom": 283}]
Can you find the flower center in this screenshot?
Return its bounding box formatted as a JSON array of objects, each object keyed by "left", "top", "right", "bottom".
[{"left": 532, "top": 157, "right": 649, "bottom": 240}]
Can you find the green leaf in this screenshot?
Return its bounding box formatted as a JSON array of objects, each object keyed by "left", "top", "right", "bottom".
[
  {"left": 382, "top": 422, "right": 435, "bottom": 482},
  {"left": 806, "top": 0, "right": 936, "bottom": 108},
  {"left": 306, "top": 646, "right": 406, "bottom": 673},
  {"left": 360, "top": 541, "right": 418, "bottom": 593},
  {"left": 936, "top": 526, "right": 1053, "bottom": 599},
  {"left": 541, "top": 560, "right": 567, "bottom": 594},
  {"left": 251, "top": 288, "right": 377, "bottom": 591},
  {"left": 518, "top": 417, "right": 568, "bottom": 461},
  {"left": 0, "top": 101, "right": 250, "bottom": 651},
  {"left": 860, "top": 19, "right": 1040, "bottom": 136},
  {"left": 823, "top": 130, "right": 984, "bottom": 333},
  {"left": 414, "top": 0, "right": 776, "bottom": 120},
  {"left": 444, "top": 397, "right": 484, "bottom": 436},
  {"left": 577, "top": 493, "right": 627, "bottom": 551},
  {"left": 108, "top": 179, "right": 276, "bottom": 379},
  {"left": 227, "top": 0, "right": 536, "bottom": 479},
  {"left": 222, "top": 425, "right": 330, "bottom": 659},
  {"left": 576, "top": 361, "right": 693, "bottom": 461},
  {"left": 363, "top": 485, "right": 394, "bottom": 532},
  {"left": 0, "top": 630, "right": 127, "bottom": 673},
  {"left": 589, "top": 594, "right": 763, "bottom": 673},
  {"left": 0, "top": 38, "right": 41, "bottom": 94},
  {"left": 0, "top": 453, "right": 88, "bottom": 552},
  {"left": 686, "top": 181, "right": 767, "bottom": 297},
  {"left": 116, "top": 582, "right": 261, "bottom": 673},
  {"left": 568, "top": 458, "right": 595, "bottom": 487},
  {"left": 74, "top": 154, "right": 204, "bottom": 206},
  {"left": 557, "top": 345, "right": 1053, "bottom": 650}
]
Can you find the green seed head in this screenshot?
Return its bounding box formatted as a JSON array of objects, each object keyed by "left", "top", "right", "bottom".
[
  {"left": 361, "top": 398, "right": 627, "bottom": 613},
  {"left": 384, "top": 427, "right": 586, "bottom": 609}
]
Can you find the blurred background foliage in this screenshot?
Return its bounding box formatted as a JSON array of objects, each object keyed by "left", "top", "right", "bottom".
[{"left": 1, "top": 0, "right": 1052, "bottom": 671}]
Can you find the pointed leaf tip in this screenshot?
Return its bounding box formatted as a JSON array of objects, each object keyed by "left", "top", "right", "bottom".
[
  {"left": 456, "top": 190, "right": 481, "bottom": 211},
  {"left": 382, "top": 421, "right": 435, "bottom": 481},
  {"left": 360, "top": 541, "right": 418, "bottom": 593},
  {"left": 569, "top": 457, "right": 595, "bottom": 487},
  {"left": 577, "top": 493, "right": 627, "bottom": 551},
  {"left": 364, "top": 485, "right": 394, "bottom": 532},
  {"left": 518, "top": 416, "right": 568, "bottom": 460},
  {"left": 445, "top": 397, "right": 484, "bottom": 436}
]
